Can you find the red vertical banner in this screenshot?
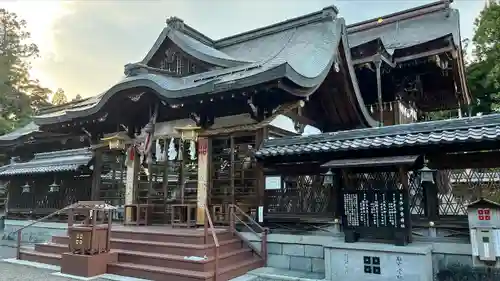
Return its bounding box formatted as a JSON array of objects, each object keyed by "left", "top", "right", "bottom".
[{"left": 198, "top": 139, "right": 208, "bottom": 155}]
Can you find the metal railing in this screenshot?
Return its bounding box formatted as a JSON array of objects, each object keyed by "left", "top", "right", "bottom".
[
  {"left": 229, "top": 204, "right": 268, "bottom": 264},
  {"left": 203, "top": 205, "right": 220, "bottom": 281},
  {"left": 12, "top": 207, "right": 69, "bottom": 259}
]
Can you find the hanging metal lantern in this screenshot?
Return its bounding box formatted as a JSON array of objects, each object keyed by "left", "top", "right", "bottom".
[
  {"left": 419, "top": 164, "right": 436, "bottom": 184},
  {"left": 101, "top": 132, "right": 129, "bottom": 150},
  {"left": 22, "top": 182, "right": 31, "bottom": 193},
  {"left": 323, "top": 169, "right": 334, "bottom": 186},
  {"left": 49, "top": 181, "right": 60, "bottom": 193}
]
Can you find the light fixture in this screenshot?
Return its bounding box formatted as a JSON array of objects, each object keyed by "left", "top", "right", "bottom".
[
  {"left": 49, "top": 181, "right": 60, "bottom": 193},
  {"left": 323, "top": 169, "right": 334, "bottom": 186},
  {"left": 419, "top": 159, "right": 436, "bottom": 184},
  {"left": 22, "top": 182, "right": 31, "bottom": 193},
  {"left": 101, "top": 132, "right": 129, "bottom": 150}
]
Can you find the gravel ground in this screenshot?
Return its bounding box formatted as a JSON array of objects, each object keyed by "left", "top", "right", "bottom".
[{"left": 0, "top": 245, "right": 111, "bottom": 281}]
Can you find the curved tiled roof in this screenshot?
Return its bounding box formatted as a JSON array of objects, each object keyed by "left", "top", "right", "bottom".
[
  {"left": 143, "top": 27, "right": 251, "bottom": 68},
  {"left": 0, "top": 122, "right": 39, "bottom": 142},
  {"left": 0, "top": 148, "right": 93, "bottom": 176},
  {"left": 255, "top": 114, "right": 500, "bottom": 159},
  {"left": 32, "top": 1, "right": 463, "bottom": 129},
  {"left": 347, "top": 7, "right": 460, "bottom": 54},
  {"left": 33, "top": 8, "right": 353, "bottom": 126}
]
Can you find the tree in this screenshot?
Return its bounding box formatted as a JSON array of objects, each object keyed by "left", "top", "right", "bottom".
[
  {"left": 26, "top": 79, "right": 52, "bottom": 111},
  {"left": 0, "top": 9, "right": 40, "bottom": 134},
  {"left": 469, "top": 2, "right": 500, "bottom": 114},
  {"left": 51, "top": 88, "right": 68, "bottom": 105}
]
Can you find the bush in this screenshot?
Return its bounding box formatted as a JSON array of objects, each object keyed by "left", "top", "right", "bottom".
[{"left": 436, "top": 264, "right": 500, "bottom": 281}]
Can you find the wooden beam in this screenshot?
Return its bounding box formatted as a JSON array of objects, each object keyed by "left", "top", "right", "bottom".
[{"left": 394, "top": 46, "right": 453, "bottom": 63}]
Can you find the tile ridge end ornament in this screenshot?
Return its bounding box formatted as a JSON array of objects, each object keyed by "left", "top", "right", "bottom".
[
  {"left": 166, "top": 16, "right": 185, "bottom": 30},
  {"left": 322, "top": 5, "right": 339, "bottom": 20}
]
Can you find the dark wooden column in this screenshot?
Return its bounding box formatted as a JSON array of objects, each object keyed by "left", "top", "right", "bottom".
[
  {"left": 374, "top": 57, "right": 383, "bottom": 127},
  {"left": 423, "top": 181, "right": 439, "bottom": 222}
]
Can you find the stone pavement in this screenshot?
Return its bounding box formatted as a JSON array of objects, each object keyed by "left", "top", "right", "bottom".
[{"left": 0, "top": 244, "right": 108, "bottom": 281}]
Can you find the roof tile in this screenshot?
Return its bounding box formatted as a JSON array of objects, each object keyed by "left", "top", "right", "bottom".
[{"left": 255, "top": 114, "right": 500, "bottom": 159}]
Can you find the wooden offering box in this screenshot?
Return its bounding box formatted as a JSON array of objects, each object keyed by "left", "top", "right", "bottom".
[
  {"left": 61, "top": 201, "right": 117, "bottom": 277},
  {"left": 69, "top": 224, "right": 109, "bottom": 255}
]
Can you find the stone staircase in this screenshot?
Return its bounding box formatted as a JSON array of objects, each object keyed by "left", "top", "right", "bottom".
[{"left": 18, "top": 226, "right": 263, "bottom": 281}]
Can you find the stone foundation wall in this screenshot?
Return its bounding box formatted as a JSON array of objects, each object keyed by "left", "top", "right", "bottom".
[
  {"left": 242, "top": 232, "right": 474, "bottom": 280},
  {"left": 267, "top": 242, "right": 325, "bottom": 273}
]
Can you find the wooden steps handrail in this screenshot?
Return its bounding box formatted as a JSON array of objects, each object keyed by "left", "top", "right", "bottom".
[
  {"left": 203, "top": 205, "right": 220, "bottom": 281},
  {"left": 229, "top": 204, "right": 265, "bottom": 232},
  {"left": 228, "top": 204, "right": 268, "bottom": 266}
]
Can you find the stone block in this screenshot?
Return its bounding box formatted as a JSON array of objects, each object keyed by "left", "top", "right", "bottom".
[
  {"left": 283, "top": 244, "right": 305, "bottom": 257},
  {"left": 305, "top": 245, "right": 324, "bottom": 258},
  {"left": 312, "top": 258, "right": 325, "bottom": 273},
  {"left": 290, "top": 256, "right": 312, "bottom": 272},
  {"left": 267, "top": 254, "right": 290, "bottom": 269},
  {"left": 267, "top": 243, "right": 283, "bottom": 255},
  {"left": 250, "top": 241, "right": 260, "bottom": 251},
  {"left": 444, "top": 254, "right": 473, "bottom": 267}
]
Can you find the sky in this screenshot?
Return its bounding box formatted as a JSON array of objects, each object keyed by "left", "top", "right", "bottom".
[{"left": 0, "top": 0, "right": 486, "bottom": 100}]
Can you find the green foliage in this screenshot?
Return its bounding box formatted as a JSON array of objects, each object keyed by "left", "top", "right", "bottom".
[
  {"left": 51, "top": 88, "right": 67, "bottom": 105},
  {"left": 469, "top": 2, "right": 500, "bottom": 114},
  {"left": 436, "top": 263, "right": 500, "bottom": 281},
  {"left": 0, "top": 9, "right": 78, "bottom": 135}
]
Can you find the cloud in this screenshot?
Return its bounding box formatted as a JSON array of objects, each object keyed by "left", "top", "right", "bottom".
[{"left": 32, "top": 0, "right": 483, "bottom": 99}]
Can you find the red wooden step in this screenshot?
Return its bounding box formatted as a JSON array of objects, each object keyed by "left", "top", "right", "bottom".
[
  {"left": 111, "top": 229, "right": 234, "bottom": 244},
  {"left": 107, "top": 262, "right": 213, "bottom": 281},
  {"left": 50, "top": 236, "right": 242, "bottom": 256},
  {"left": 217, "top": 258, "right": 263, "bottom": 281},
  {"left": 19, "top": 249, "right": 61, "bottom": 266},
  {"left": 110, "top": 238, "right": 242, "bottom": 256},
  {"left": 116, "top": 248, "right": 254, "bottom": 271},
  {"left": 34, "top": 243, "right": 67, "bottom": 255}
]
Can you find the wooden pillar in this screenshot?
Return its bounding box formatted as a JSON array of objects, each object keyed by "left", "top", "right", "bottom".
[
  {"left": 196, "top": 137, "right": 210, "bottom": 225},
  {"left": 91, "top": 149, "right": 103, "bottom": 201},
  {"left": 124, "top": 148, "right": 140, "bottom": 223},
  {"left": 374, "top": 58, "right": 383, "bottom": 127}
]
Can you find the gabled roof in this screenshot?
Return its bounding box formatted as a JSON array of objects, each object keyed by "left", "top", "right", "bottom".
[
  {"left": 34, "top": 6, "right": 368, "bottom": 126},
  {"left": 32, "top": 0, "right": 466, "bottom": 128},
  {"left": 347, "top": 0, "right": 460, "bottom": 53},
  {"left": 255, "top": 114, "right": 500, "bottom": 159}
]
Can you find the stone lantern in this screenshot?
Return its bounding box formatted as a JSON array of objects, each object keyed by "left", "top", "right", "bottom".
[{"left": 60, "top": 201, "right": 118, "bottom": 278}]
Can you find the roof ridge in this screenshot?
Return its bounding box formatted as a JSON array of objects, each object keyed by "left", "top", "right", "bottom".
[
  {"left": 214, "top": 6, "right": 338, "bottom": 48},
  {"left": 165, "top": 17, "right": 215, "bottom": 46},
  {"left": 347, "top": 0, "right": 452, "bottom": 34}
]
